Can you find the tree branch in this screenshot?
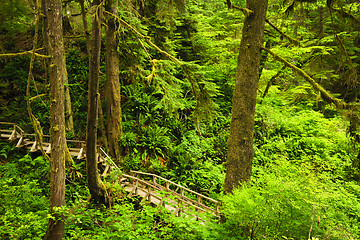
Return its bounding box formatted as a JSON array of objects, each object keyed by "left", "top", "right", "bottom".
[
  {"left": 104, "top": 10, "right": 197, "bottom": 97},
  {"left": 0, "top": 48, "right": 50, "bottom": 58},
  {"left": 329, "top": 6, "right": 360, "bottom": 26},
  {"left": 225, "top": 0, "right": 253, "bottom": 17},
  {"left": 261, "top": 46, "right": 359, "bottom": 110},
  {"left": 265, "top": 19, "right": 300, "bottom": 46}
]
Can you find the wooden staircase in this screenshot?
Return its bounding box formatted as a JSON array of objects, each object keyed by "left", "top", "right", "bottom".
[{"left": 0, "top": 122, "right": 220, "bottom": 217}]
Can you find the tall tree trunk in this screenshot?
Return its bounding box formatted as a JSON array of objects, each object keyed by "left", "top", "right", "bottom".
[
  {"left": 42, "top": 0, "right": 67, "bottom": 238},
  {"left": 62, "top": 1, "right": 74, "bottom": 132},
  {"left": 105, "top": 0, "right": 122, "bottom": 160},
  {"left": 79, "top": 0, "right": 91, "bottom": 56},
  {"left": 43, "top": 0, "right": 73, "bottom": 133},
  {"left": 224, "top": 0, "right": 268, "bottom": 194},
  {"left": 86, "top": 0, "right": 107, "bottom": 204},
  {"left": 64, "top": 72, "right": 74, "bottom": 132}
]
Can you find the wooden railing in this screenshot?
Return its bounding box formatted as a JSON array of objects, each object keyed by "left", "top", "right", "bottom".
[
  {"left": 1, "top": 122, "right": 221, "bottom": 217},
  {"left": 0, "top": 122, "right": 88, "bottom": 159},
  {"left": 122, "top": 170, "right": 220, "bottom": 217}
]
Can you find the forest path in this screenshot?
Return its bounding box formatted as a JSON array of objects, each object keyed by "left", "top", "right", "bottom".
[{"left": 0, "top": 122, "right": 220, "bottom": 217}]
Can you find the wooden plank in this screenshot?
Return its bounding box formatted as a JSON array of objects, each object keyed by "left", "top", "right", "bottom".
[
  {"left": 30, "top": 141, "right": 38, "bottom": 152},
  {"left": 9, "top": 129, "right": 16, "bottom": 140},
  {"left": 46, "top": 144, "right": 51, "bottom": 154},
  {"left": 102, "top": 165, "right": 110, "bottom": 176},
  {"left": 0, "top": 129, "right": 14, "bottom": 133},
  {"left": 122, "top": 172, "right": 219, "bottom": 216},
  {"left": 15, "top": 136, "right": 24, "bottom": 148},
  {"left": 69, "top": 151, "right": 80, "bottom": 157},
  {"left": 0, "top": 134, "right": 11, "bottom": 139},
  {"left": 77, "top": 148, "right": 84, "bottom": 159}
]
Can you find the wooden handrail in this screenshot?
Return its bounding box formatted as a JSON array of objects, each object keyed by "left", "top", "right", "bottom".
[
  {"left": 129, "top": 170, "right": 219, "bottom": 215},
  {"left": 131, "top": 170, "right": 219, "bottom": 204},
  {"left": 0, "top": 122, "right": 17, "bottom": 125},
  {"left": 1, "top": 122, "right": 221, "bottom": 216},
  {"left": 122, "top": 173, "right": 210, "bottom": 213}
]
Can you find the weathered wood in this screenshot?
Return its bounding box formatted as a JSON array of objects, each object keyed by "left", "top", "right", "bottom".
[
  {"left": 77, "top": 148, "right": 84, "bottom": 159},
  {"left": 46, "top": 144, "right": 52, "bottom": 154},
  {"left": 0, "top": 122, "right": 220, "bottom": 217},
  {"left": 121, "top": 172, "right": 220, "bottom": 217},
  {"left": 15, "top": 136, "right": 24, "bottom": 148},
  {"left": 30, "top": 141, "right": 38, "bottom": 152},
  {"left": 102, "top": 165, "right": 111, "bottom": 176}
]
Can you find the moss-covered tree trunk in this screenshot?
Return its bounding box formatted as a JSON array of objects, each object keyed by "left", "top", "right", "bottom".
[
  {"left": 224, "top": 0, "right": 268, "bottom": 194},
  {"left": 86, "top": 0, "right": 107, "bottom": 204},
  {"left": 105, "top": 0, "right": 122, "bottom": 161},
  {"left": 64, "top": 74, "right": 74, "bottom": 132},
  {"left": 42, "top": 0, "right": 67, "bottom": 238}
]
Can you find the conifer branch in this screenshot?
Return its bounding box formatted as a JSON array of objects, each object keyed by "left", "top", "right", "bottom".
[
  {"left": 104, "top": 10, "right": 199, "bottom": 99},
  {"left": 335, "top": 34, "right": 359, "bottom": 88},
  {"left": 265, "top": 19, "right": 300, "bottom": 46},
  {"left": 104, "top": 11, "right": 218, "bottom": 120},
  {"left": 329, "top": 6, "right": 360, "bottom": 26},
  {"left": 0, "top": 48, "right": 50, "bottom": 58},
  {"left": 261, "top": 46, "right": 359, "bottom": 110},
  {"left": 260, "top": 65, "right": 286, "bottom": 103},
  {"left": 225, "top": 0, "right": 253, "bottom": 17}
]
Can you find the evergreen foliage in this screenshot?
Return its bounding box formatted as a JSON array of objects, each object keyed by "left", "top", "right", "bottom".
[{"left": 1, "top": 0, "right": 360, "bottom": 238}]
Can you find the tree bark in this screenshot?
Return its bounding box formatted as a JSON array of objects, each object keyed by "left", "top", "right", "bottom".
[
  {"left": 224, "top": 0, "right": 268, "bottom": 194},
  {"left": 86, "top": 0, "right": 107, "bottom": 204},
  {"left": 79, "top": 0, "right": 91, "bottom": 56},
  {"left": 42, "top": 0, "right": 67, "bottom": 239},
  {"left": 64, "top": 72, "right": 74, "bottom": 132},
  {"left": 105, "top": 0, "right": 122, "bottom": 160}
]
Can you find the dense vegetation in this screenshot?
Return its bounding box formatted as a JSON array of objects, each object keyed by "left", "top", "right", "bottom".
[{"left": 1, "top": 0, "right": 360, "bottom": 239}]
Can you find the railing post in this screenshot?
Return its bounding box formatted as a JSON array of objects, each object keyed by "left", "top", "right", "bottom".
[
  {"left": 180, "top": 188, "right": 184, "bottom": 199},
  {"left": 9, "top": 124, "right": 17, "bottom": 140},
  {"left": 215, "top": 203, "right": 219, "bottom": 216},
  {"left": 148, "top": 185, "right": 151, "bottom": 202},
  {"left": 15, "top": 127, "right": 24, "bottom": 148},
  {"left": 135, "top": 179, "right": 138, "bottom": 195},
  {"left": 197, "top": 195, "right": 201, "bottom": 208},
  {"left": 165, "top": 181, "right": 169, "bottom": 191}
]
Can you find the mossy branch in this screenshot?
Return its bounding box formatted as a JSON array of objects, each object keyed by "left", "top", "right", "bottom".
[
  {"left": 329, "top": 6, "right": 360, "bottom": 26},
  {"left": 0, "top": 48, "right": 50, "bottom": 58},
  {"left": 260, "top": 65, "right": 286, "bottom": 103},
  {"left": 26, "top": 1, "right": 50, "bottom": 162},
  {"left": 335, "top": 34, "right": 359, "bottom": 88},
  {"left": 225, "top": 0, "right": 253, "bottom": 17},
  {"left": 265, "top": 19, "right": 300, "bottom": 46},
  {"left": 261, "top": 46, "right": 359, "bottom": 110},
  {"left": 29, "top": 94, "right": 47, "bottom": 102}
]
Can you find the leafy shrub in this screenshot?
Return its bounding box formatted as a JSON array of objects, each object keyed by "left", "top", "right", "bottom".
[
  {"left": 0, "top": 149, "right": 49, "bottom": 240},
  {"left": 222, "top": 159, "right": 360, "bottom": 239},
  {"left": 64, "top": 199, "right": 221, "bottom": 240}
]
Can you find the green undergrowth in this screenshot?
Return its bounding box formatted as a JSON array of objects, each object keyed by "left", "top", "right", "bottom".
[
  {"left": 0, "top": 143, "right": 49, "bottom": 239},
  {"left": 219, "top": 95, "right": 360, "bottom": 239},
  {"left": 1, "top": 95, "right": 360, "bottom": 239}
]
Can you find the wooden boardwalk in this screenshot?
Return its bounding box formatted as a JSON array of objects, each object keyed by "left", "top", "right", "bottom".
[
  {"left": 0, "top": 122, "right": 220, "bottom": 217},
  {"left": 120, "top": 170, "right": 220, "bottom": 217}
]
